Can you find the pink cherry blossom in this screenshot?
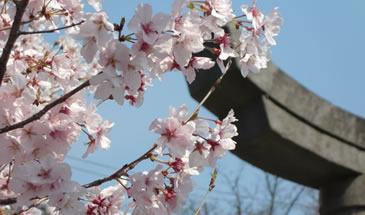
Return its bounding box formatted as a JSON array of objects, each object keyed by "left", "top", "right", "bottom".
[
  {"left": 128, "top": 3, "right": 170, "bottom": 45},
  {"left": 207, "top": 0, "right": 235, "bottom": 26},
  {"left": 99, "top": 39, "right": 130, "bottom": 74},
  {"left": 87, "top": 0, "right": 104, "bottom": 11},
  {"left": 9, "top": 155, "right": 75, "bottom": 206},
  {"left": 86, "top": 183, "right": 126, "bottom": 215},
  {"left": 215, "top": 33, "right": 239, "bottom": 60},
  {"left": 262, "top": 7, "right": 283, "bottom": 45},
  {"left": 181, "top": 57, "right": 215, "bottom": 84},
  {"left": 83, "top": 119, "right": 114, "bottom": 158},
  {"left": 241, "top": 0, "right": 264, "bottom": 30},
  {"left": 149, "top": 105, "right": 195, "bottom": 158},
  {"left": 0, "top": 1, "right": 282, "bottom": 213}
]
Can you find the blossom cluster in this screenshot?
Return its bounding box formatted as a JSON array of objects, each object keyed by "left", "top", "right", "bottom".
[{"left": 0, "top": 0, "right": 281, "bottom": 214}]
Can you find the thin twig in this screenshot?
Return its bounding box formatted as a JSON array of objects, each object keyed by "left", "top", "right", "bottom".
[
  {"left": 185, "top": 58, "right": 233, "bottom": 122},
  {"left": 265, "top": 173, "right": 279, "bottom": 215},
  {"left": 283, "top": 186, "right": 306, "bottom": 215},
  {"left": 0, "top": 15, "right": 42, "bottom": 32},
  {"left": 0, "top": 0, "right": 30, "bottom": 85},
  {"left": 20, "top": 20, "right": 84, "bottom": 35},
  {"left": 194, "top": 168, "right": 218, "bottom": 215},
  {"left": 2, "top": 143, "right": 157, "bottom": 211},
  {"left": 82, "top": 144, "right": 157, "bottom": 188},
  {"left": 0, "top": 80, "right": 90, "bottom": 134},
  {"left": 11, "top": 197, "right": 47, "bottom": 215}
]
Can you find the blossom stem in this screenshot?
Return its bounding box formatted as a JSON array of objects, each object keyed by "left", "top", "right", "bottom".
[
  {"left": 233, "top": 14, "right": 247, "bottom": 19},
  {"left": 83, "top": 144, "right": 158, "bottom": 188},
  {"left": 232, "top": 19, "right": 252, "bottom": 24},
  {"left": 185, "top": 58, "right": 232, "bottom": 123},
  {"left": 19, "top": 20, "right": 85, "bottom": 35}
]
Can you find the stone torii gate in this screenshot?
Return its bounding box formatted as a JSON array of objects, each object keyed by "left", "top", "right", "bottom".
[{"left": 188, "top": 26, "right": 365, "bottom": 215}]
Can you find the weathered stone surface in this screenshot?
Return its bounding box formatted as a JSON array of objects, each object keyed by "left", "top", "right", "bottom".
[
  {"left": 320, "top": 175, "right": 365, "bottom": 215},
  {"left": 249, "top": 62, "right": 365, "bottom": 150},
  {"left": 188, "top": 57, "right": 365, "bottom": 188}
]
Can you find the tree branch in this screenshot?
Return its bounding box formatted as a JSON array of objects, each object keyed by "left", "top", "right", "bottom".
[
  {"left": 19, "top": 20, "right": 85, "bottom": 35},
  {"left": 82, "top": 144, "right": 158, "bottom": 188},
  {"left": 0, "top": 197, "right": 16, "bottom": 205},
  {"left": 4, "top": 143, "right": 157, "bottom": 212},
  {"left": 185, "top": 58, "right": 232, "bottom": 123},
  {"left": 283, "top": 186, "right": 305, "bottom": 215},
  {"left": 265, "top": 173, "right": 279, "bottom": 215},
  {"left": 194, "top": 168, "right": 217, "bottom": 215},
  {"left": 0, "top": 0, "right": 30, "bottom": 85},
  {"left": 0, "top": 80, "right": 90, "bottom": 134}
]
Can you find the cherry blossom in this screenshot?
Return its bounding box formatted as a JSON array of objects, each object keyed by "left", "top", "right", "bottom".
[
  {"left": 86, "top": 183, "right": 126, "bottom": 215},
  {"left": 87, "top": 0, "right": 104, "bottom": 12},
  {"left": 262, "top": 7, "right": 283, "bottom": 46},
  {"left": 216, "top": 33, "right": 239, "bottom": 60},
  {"left": 83, "top": 107, "right": 114, "bottom": 158},
  {"left": 181, "top": 57, "right": 215, "bottom": 84},
  {"left": 206, "top": 0, "right": 235, "bottom": 26},
  {"left": 149, "top": 105, "right": 195, "bottom": 158},
  {"left": 128, "top": 3, "right": 170, "bottom": 45},
  {"left": 0, "top": 0, "right": 282, "bottom": 214},
  {"left": 241, "top": 0, "right": 264, "bottom": 30}
]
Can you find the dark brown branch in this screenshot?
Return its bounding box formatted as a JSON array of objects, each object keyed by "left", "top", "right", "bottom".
[
  {"left": 1, "top": 143, "right": 157, "bottom": 210},
  {"left": 83, "top": 144, "right": 157, "bottom": 188},
  {"left": 19, "top": 20, "right": 85, "bottom": 35},
  {"left": 0, "top": 197, "right": 16, "bottom": 205},
  {"left": 0, "top": 0, "right": 30, "bottom": 85},
  {"left": 0, "top": 80, "right": 90, "bottom": 134}
]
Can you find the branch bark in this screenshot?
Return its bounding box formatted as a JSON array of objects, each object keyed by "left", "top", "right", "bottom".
[
  {"left": 0, "top": 0, "right": 30, "bottom": 85},
  {"left": 82, "top": 144, "right": 157, "bottom": 188},
  {"left": 0, "top": 80, "right": 90, "bottom": 134},
  {"left": 0, "top": 197, "right": 16, "bottom": 205}
]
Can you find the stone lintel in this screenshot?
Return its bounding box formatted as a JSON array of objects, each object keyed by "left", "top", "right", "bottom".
[{"left": 188, "top": 56, "right": 365, "bottom": 188}]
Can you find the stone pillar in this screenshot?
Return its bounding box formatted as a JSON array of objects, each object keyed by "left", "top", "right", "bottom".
[{"left": 320, "top": 175, "right": 365, "bottom": 215}]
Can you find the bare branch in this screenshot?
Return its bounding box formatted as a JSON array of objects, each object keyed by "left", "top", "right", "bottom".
[
  {"left": 185, "top": 58, "right": 232, "bottom": 123},
  {"left": 221, "top": 166, "right": 245, "bottom": 215},
  {"left": 265, "top": 173, "right": 279, "bottom": 215},
  {"left": 0, "top": 0, "right": 30, "bottom": 85},
  {"left": 19, "top": 20, "right": 85, "bottom": 35},
  {"left": 0, "top": 80, "right": 90, "bottom": 134},
  {"left": 82, "top": 144, "right": 158, "bottom": 188},
  {"left": 283, "top": 186, "right": 305, "bottom": 215},
  {"left": 194, "top": 169, "right": 217, "bottom": 215}
]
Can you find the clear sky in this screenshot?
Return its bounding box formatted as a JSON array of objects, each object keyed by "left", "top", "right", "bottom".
[{"left": 64, "top": 1, "right": 365, "bottom": 214}]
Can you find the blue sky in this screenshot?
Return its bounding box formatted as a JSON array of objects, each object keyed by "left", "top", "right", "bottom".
[{"left": 65, "top": 0, "right": 365, "bottom": 214}]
